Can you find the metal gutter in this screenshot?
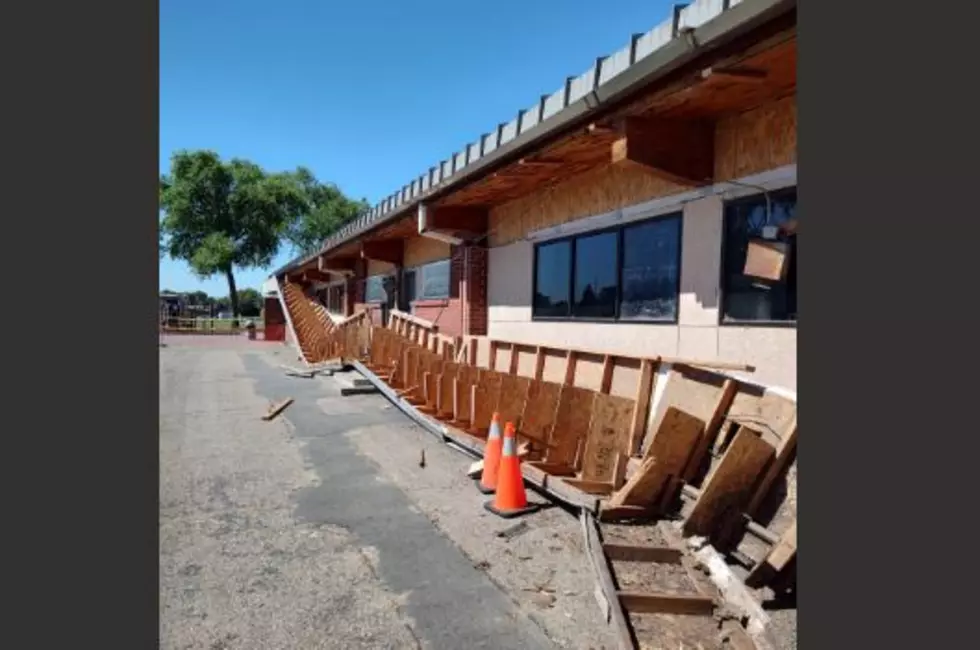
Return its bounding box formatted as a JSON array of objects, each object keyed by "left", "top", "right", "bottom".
[{"left": 275, "top": 0, "right": 795, "bottom": 276}]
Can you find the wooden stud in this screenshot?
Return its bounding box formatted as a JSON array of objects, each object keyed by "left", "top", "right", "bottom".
[
  {"left": 508, "top": 344, "right": 520, "bottom": 375},
  {"left": 599, "top": 355, "right": 615, "bottom": 395},
  {"left": 562, "top": 479, "right": 615, "bottom": 495},
  {"left": 580, "top": 512, "right": 634, "bottom": 648},
  {"left": 681, "top": 378, "right": 738, "bottom": 482},
  {"left": 745, "top": 415, "right": 798, "bottom": 518},
  {"left": 617, "top": 592, "right": 714, "bottom": 616},
  {"left": 533, "top": 346, "right": 546, "bottom": 380},
  {"left": 262, "top": 398, "right": 294, "bottom": 421},
  {"left": 488, "top": 339, "right": 499, "bottom": 371},
  {"left": 563, "top": 350, "right": 578, "bottom": 386},
  {"left": 628, "top": 358, "right": 656, "bottom": 456},
  {"left": 602, "top": 544, "right": 682, "bottom": 564}
]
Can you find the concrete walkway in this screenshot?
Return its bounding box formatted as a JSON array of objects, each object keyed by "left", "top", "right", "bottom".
[{"left": 160, "top": 339, "right": 566, "bottom": 650}]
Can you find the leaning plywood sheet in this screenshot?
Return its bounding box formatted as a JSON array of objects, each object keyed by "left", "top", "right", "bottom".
[
  {"left": 607, "top": 407, "right": 702, "bottom": 509},
  {"left": 550, "top": 385, "right": 598, "bottom": 468},
  {"left": 453, "top": 365, "right": 480, "bottom": 427},
  {"left": 470, "top": 370, "right": 504, "bottom": 436},
  {"left": 436, "top": 362, "right": 460, "bottom": 419},
  {"left": 580, "top": 394, "right": 635, "bottom": 483},
  {"left": 497, "top": 373, "right": 530, "bottom": 429},
  {"left": 684, "top": 427, "right": 775, "bottom": 539},
  {"left": 521, "top": 380, "right": 562, "bottom": 445},
  {"left": 727, "top": 386, "right": 797, "bottom": 447},
  {"left": 642, "top": 365, "right": 729, "bottom": 456}
]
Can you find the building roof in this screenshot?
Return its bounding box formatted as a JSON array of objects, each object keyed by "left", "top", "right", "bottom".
[{"left": 273, "top": 0, "right": 794, "bottom": 277}]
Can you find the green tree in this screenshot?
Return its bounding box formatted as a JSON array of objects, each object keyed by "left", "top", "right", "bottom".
[
  {"left": 286, "top": 167, "right": 368, "bottom": 256},
  {"left": 159, "top": 150, "right": 306, "bottom": 319},
  {"left": 236, "top": 288, "right": 263, "bottom": 317}
]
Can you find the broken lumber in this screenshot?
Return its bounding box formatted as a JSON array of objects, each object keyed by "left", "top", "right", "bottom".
[
  {"left": 581, "top": 510, "right": 635, "bottom": 650},
  {"left": 602, "top": 544, "right": 683, "bottom": 564},
  {"left": 745, "top": 521, "right": 796, "bottom": 588},
  {"left": 617, "top": 591, "right": 714, "bottom": 616},
  {"left": 262, "top": 398, "right": 294, "bottom": 421}
]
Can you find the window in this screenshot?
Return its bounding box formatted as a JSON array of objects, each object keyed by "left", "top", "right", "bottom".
[
  {"left": 417, "top": 259, "right": 450, "bottom": 300},
  {"left": 721, "top": 188, "right": 797, "bottom": 323},
  {"left": 326, "top": 284, "right": 344, "bottom": 314},
  {"left": 620, "top": 217, "right": 682, "bottom": 321},
  {"left": 532, "top": 213, "right": 682, "bottom": 322},
  {"left": 365, "top": 275, "right": 386, "bottom": 303},
  {"left": 533, "top": 240, "right": 572, "bottom": 317},
  {"left": 573, "top": 231, "right": 618, "bottom": 318}
]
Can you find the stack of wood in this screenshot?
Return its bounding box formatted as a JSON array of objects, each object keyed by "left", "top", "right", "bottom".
[{"left": 356, "top": 314, "right": 797, "bottom": 595}]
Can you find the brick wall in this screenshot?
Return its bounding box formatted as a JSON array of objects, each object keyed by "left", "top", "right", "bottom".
[{"left": 460, "top": 244, "right": 488, "bottom": 336}]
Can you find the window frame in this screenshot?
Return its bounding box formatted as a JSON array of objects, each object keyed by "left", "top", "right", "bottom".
[
  {"left": 531, "top": 211, "right": 683, "bottom": 324},
  {"left": 717, "top": 186, "right": 798, "bottom": 328},
  {"left": 415, "top": 258, "right": 451, "bottom": 301}
]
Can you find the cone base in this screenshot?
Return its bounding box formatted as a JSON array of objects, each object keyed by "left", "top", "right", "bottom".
[
  {"left": 483, "top": 500, "right": 541, "bottom": 519},
  {"left": 475, "top": 479, "right": 495, "bottom": 495}
]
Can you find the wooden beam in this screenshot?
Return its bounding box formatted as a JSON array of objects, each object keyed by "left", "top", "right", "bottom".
[
  {"left": 420, "top": 204, "right": 488, "bottom": 238},
  {"left": 700, "top": 65, "right": 768, "bottom": 82},
  {"left": 610, "top": 116, "right": 714, "bottom": 187},
  {"left": 602, "top": 543, "right": 683, "bottom": 564},
  {"left": 746, "top": 415, "right": 798, "bottom": 518},
  {"left": 580, "top": 511, "right": 635, "bottom": 650},
  {"left": 301, "top": 269, "right": 332, "bottom": 283},
  {"left": 360, "top": 240, "right": 403, "bottom": 266},
  {"left": 681, "top": 378, "right": 738, "bottom": 482},
  {"left": 318, "top": 255, "right": 356, "bottom": 275},
  {"left": 618, "top": 592, "right": 714, "bottom": 616},
  {"left": 745, "top": 521, "right": 796, "bottom": 589},
  {"left": 627, "top": 358, "right": 655, "bottom": 455}
]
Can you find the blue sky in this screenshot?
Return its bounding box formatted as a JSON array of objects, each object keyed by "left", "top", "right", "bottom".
[{"left": 160, "top": 0, "right": 674, "bottom": 295}]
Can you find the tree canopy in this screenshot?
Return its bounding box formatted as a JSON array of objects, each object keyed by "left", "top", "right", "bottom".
[
  {"left": 159, "top": 150, "right": 307, "bottom": 317},
  {"left": 285, "top": 166, "right": 368, "bottom": 257}
]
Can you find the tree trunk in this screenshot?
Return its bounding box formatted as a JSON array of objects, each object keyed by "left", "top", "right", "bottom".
[{"left": 225, "top": 266, "right": 240, "bottom": 327}]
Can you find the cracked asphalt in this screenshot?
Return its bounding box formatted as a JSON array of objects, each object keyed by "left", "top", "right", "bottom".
[{"left": 159, "top": 337, "right": 565, "bottom": 650}]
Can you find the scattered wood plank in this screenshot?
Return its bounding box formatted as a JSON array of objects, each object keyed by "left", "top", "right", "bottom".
[
  {"left": 562, "top": 479, "right": 615, "bottom": 495},
  {"left": 745, "top": 521, "right": 797, "bottom": 589},
  {"left": 683, "top": 427, "right": 775, "bottom": 538},
  {"left": 602, "top": 544, "right": 683, "bottom": 564},
  {"left": 581, "top": 511, "right": 635, "bottom": 650},
  {"left": 580, "top": 393, "right": 635, "bottom": 483},
  {"left": 524, "top": 461, "right": 577, "bottom": 476},
  {"left": 608, "top": 407, "right": 702, "bottom": 509},
  {"left": 599, "top": 504, "right": 657, "bottom": 522},
  {"left": 262, "top": 398, "right": 294, "bottom": 421},
  {"left": 617, "top": 591, "right": 714, "bottom": 616}
]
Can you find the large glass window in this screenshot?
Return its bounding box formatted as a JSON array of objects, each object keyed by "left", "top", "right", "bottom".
[
  {"left": 620, "top": 217, "right": 682, "bottom": 321},
  {"left": 364, "top": 275, "right": 386, "bottom": 303},
  {"left": 721, "top": 188, "right": 797, "bottom": 323},
  {"left": 418, "top": 259, "right": 450, "bottom": 300},
  {"left": 533, "top": 240, "right": 572, "bottom": 318},
  {"left": 573, "top": 231, "right": 618, "bottom": 319},
  {"left": 532, "top": 213, "right": 682, "bottom": 322}
]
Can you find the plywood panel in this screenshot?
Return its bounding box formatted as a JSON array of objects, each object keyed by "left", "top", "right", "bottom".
[
  {"left": 437, "top": 362, "right": 460, "bottom": 418},
  {"left": 684, "top": 427, "right": 775, "bottom": 538},
  {"left": 643, "top": 366, "right": 727, "bottom": 455},
  {"left": 404, "top": 236, "right": 451, "bottom": 268},
  {"left": 580, "top": 394, "right": 635, "bottom": 482},
  {"left": 488, "top": 163, "right": 685, "bottom": 247},
  {"left": 714, "top": 95, "right": 796, "bottom": 182},
  {"left": 497, "top": 373, "right": 530, "bottom": 429},
  {"left": 609, "top": 406, "right": 703, "bottom": 507},
  {"left": 521, "top": 380, "right": 562, "bottom": 444},
  {"left": 727, "top": 387, "right": 797, "bottom": 447},
  {"left": 550, "top": 386, "right": 597, "bottom": 468}
]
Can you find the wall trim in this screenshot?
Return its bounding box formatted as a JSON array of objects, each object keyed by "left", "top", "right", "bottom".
[{"left": 527, "top": 164, "right": 797, "bottom": 244}]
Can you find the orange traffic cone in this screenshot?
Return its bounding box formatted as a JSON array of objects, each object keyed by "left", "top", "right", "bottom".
[
  {"left": 477, "top": 412, "right": 504, "bottom": 495},
  {"left": 484, "top": 422, "right": 540, "bottom": 519}
]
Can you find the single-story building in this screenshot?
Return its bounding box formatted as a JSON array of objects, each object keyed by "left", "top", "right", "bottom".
[{"left": 273, "top": 0, "right": 797, "bottom": 390}]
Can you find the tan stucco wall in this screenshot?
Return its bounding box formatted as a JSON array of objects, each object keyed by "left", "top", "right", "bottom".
[{"left": 486, "top": 177, "right": 797, "bottom": 391}]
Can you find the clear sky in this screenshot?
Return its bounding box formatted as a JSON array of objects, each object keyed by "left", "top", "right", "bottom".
[{"left": 160, "top": 0, "right": 675, "bottom": 295}]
